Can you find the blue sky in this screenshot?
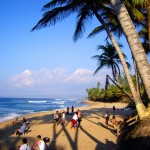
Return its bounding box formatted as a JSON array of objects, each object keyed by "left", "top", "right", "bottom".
[{"left": 0, "top": 0, "right": 133, "bottom": 98}]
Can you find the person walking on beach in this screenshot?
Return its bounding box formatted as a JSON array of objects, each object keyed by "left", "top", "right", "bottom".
[
  {"left": 32, "top": 135, "right": 46, "bottom": 150},
  {"left": 104, "top": 111, "right": 110, "bottom": 128},
  {"left": 71, "top": 112, "right": 78, "bottom": 128},
  {"left": 61, "top": 111, "right": 66, "bottom": 126},
  {"left": 18, "top": 138, "right": 31, "bottom": 150},
  {"left": 71, "top": 106, "right": 74, "bottom": 114},
  {"left": 54, "top": 111, "right": 59, "bottom": 126}
]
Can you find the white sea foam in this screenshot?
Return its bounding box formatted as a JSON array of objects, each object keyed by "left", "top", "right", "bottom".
[
  {"left": 51, "top": 101, "right": 65, "bottom": 105},
  {"left": 28, "top": 100, "right": 47, "bottom": 103},
  {"left": 55, "top": 98, "right": 63, "bottom": 101},
  {"left": 0, "top": 113, "right": 21, "bottom": 122}
]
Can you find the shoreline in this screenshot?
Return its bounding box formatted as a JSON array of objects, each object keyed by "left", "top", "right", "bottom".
[
  {"left": 0, "top": 100, "right": 135, "bottom": 150},
  {"left": 0, "top": 98, "right": 88, "bottom": 123}
]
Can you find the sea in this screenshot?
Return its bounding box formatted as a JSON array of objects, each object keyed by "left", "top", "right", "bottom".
[{"left": 0, "top": 97, "right": 87, "bottom": 122}]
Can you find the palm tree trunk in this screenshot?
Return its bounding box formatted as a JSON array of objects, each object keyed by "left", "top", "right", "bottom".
[
  {"left": 92, "top": 7, "right": 149, "bottom": 119},
  {"left": 134, "top": 60, "right": 141, "bottom": 98},
  {"left": 111, "top": 0, "right": 150, "bottom": 103}
]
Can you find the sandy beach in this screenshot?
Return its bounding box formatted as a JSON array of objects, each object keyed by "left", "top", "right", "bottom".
[{"left": 0, "top": 101, "right": 135, "bottom": 150}]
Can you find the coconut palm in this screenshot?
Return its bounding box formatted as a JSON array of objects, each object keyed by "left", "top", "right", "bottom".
[
  {"left": 92, "top": 41, "right": 130, "bottom": 81},
  {"left": 32, "top": 0, "right": 149, "bottom": 119},
  {"left": 111, "top": 0, "right": 150, "bottom": 118}
]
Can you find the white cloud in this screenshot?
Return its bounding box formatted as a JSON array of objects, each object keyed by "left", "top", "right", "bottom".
[
  {"left": 63, "top": 68, "right": 99, "bottom": 83},
  {"left": 9, "top": 70, "right": 35, "bottom": 87},
  {"left": 5, "top": 67, "right": 111, "bottom": 96}
]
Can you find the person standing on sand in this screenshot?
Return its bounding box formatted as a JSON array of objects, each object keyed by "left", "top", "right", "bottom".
[
  {"left": 32, "top": 135, "right": 46, "bottom": 150},
  {"left": 54, "top": 111, "right": 59, "bottom": 126},
  {"left": 71, "top": 106, "right": 74, "bottom": 114},
  {"left": 111, "top": 115, "right": 117, "bottom": 128},
  {"left": 104, "top": 111, "right": 110, "bottom": 128},
  {"left": 66, "top": 107, "right": 69, "bottom": 115},
  {"left": 18, "top": 138, "right": 31, "bottom": 150},
  {"left": 113, "top": 106, "right": 116, "bottom": 113},
  {"left": 77, "top": 109, "right": 82, "bottom": 128},
  {"left": 61, "top": 111, "right": 66, "bottom": 126},
  {"left": 71, "top": 112, "right": 78, "bottom": 128}
]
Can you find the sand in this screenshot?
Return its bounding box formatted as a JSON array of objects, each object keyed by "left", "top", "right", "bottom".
[{"left": 0, "top": 101, "right": 135, "bottom": 150}]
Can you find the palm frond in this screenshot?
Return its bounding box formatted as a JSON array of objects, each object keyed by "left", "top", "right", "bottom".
[
  {"left": 31, "top": 2, "right": 82, "bottom": 31},
  {"left": 131, "top": 0, "right": 148, "bottom": 8},
  {"left": 124, "top": 0, "right": 145, "bottom": 21},
  {"left": 73, "top": 5, "right": 92, "bottom": 41},
  {"left": 88, "top": 25, "right": 107, "bottom": 39}
]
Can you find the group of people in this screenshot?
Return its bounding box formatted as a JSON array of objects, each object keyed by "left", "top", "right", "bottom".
[
  {"left": 18, "top": 135, "right": 48, "bottom": 150},
  {"left": 104, "top": 110, "right": 117, "bottom": 129},
  {"left": 54, "top": 110, "right": 66, "bottom": 126},
  {"left": 66, "top": 105, "right": 74, "bottom": 115},
  {"left": 16, "top": 107, "right": 82, "bottom": 150},
  {"left": 53, "top": 106, "right": 82, "bottom": 129}
]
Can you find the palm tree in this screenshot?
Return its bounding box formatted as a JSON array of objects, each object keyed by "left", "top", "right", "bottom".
[
  {"left": 32, "top": 0, "right": 149, "bottom": 119},
  {"left": 111, "top": 0, "right": 150, "bottom": 118},
  {"left": 92, "top": 41, "right": 130, "bottom": 81}
]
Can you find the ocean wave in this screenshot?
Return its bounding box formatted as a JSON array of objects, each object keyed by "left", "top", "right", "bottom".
[
  {"left": 55, "top": 98, "right": 63, "bottom": 101},
  {"left": 59, "top": 105, "right": 64, "bottom": 108},
  {"left": 0, "top": 113, "right": 21, "bottom": 122},
  {"left": 51, "top": 101, "right": 65, "bottom": 105},
  {"left": 28, "top": 100, "right": 47, "bottom": 103}
]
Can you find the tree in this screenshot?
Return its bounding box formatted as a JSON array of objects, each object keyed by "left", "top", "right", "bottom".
[
  {"left": 92, "top": 41, "right": 130, "bottom": 82},
  {"left": 111, "top": 0, "right": 150, "bottom": 118},
  {"left": 32, "top": 0, "right": 149, "bottom": 119}
]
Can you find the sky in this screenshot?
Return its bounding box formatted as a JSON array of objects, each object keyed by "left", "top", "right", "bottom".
[{"left": 0, "top": 0, "right": 134, "bottom": 98}]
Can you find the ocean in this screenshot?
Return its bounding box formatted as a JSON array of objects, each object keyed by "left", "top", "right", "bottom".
[{"left": 0, "top": 97, "right": 87, "bottom": 122}]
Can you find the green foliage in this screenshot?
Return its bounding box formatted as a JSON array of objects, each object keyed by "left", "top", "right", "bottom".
[
  {"left": 86, "top": 87, "right": 101, "bottom": 101},
  {"left": 86, "top": 82, "right": 127, "bottom": 102},
  {"left": 86, "top": 72, "right": 147, "bottom": 103}
]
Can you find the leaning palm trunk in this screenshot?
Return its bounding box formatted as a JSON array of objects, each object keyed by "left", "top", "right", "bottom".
[
  {"left": 111, "top": 0, "right": 150, "bottom": 104},
  {"left": 92, "top": 8, "right": 149, "bottom": 119},
  {"left": 134, "top": 60, "right": 141, "bottom": 98}
]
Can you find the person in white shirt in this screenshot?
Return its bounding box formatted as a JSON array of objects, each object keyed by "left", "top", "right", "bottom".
[
  {"left": 15, "top": 123, "right": 27, "bottom": 135},
  {"left": 19, "top": 138, "right": 31, "bottom": 150},
  {"left": 32, "top": 135, "right": 46, "bottom": 150},
  {"left": 71, "top": 112, "right": 78, "bottom": 128}
]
